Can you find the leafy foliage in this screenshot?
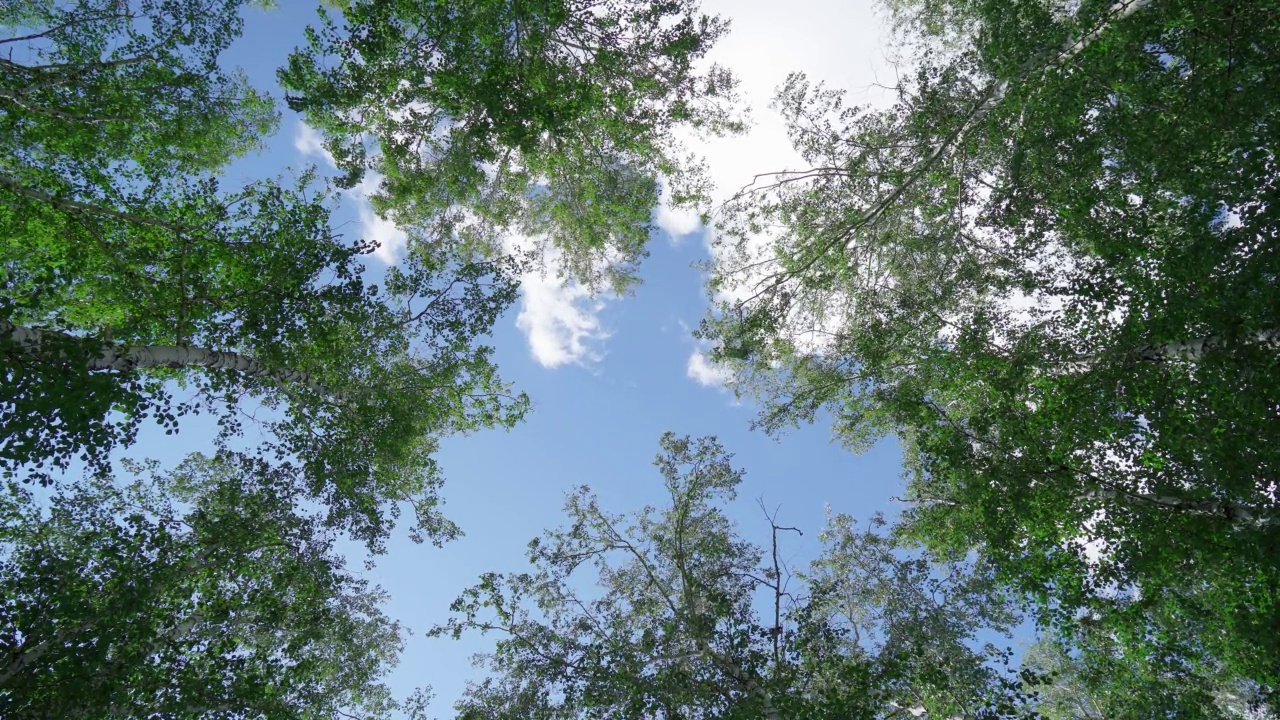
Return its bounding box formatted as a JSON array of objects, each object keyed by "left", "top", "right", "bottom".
[
  {"left": 1023, "top": 631, "right": 1278, "bottom": 720},
  {"left": 701, "top": 0, "right": 1280, "bottom": 697},
  {"left": 434, "top": 434, "right": 1039, "bottom": 719},
  {"left": 1, "top": 1, "right": 529, "bottom": 548},
  {"left": 0, "top": 453, "right": 427, "bottom": 719},
  {"left": 281, "top": 0, "right": 744, "bottom": 292},
  {"left": 1, "top": 0, "right": 278, "bottom": 182}
]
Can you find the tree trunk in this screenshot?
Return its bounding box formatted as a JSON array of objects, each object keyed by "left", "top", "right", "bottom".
[
  {"left": 1051, "top": 328, "right": 1280, "bottom": 374},
  {"left": 1085, "top": 484, "right": 1280, "bottom": 530},
  {"left": 1136, "top": 329, "right": 1280, "bottom": 363},
  {"left": 0, "top": 622, "right": 90, "bottom": 687},
  {"left": 1, "top": 321, "right": 329, "bottom": 396},
  {"left": 909, "top": 479, "right": 1278, "bottom": 530},
  {"left": 0, "top": 172, "right": 188, "bottom": 232}
]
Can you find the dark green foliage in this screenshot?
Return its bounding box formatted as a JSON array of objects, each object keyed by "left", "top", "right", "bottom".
[{"left": 0, "top": 454, "right": 422, "bottom": 719}]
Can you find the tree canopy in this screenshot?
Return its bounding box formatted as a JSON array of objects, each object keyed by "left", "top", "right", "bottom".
[
  {"left": 1, "top": 0, "right": 278, "bottom": 180},
  {"left": 281, "top": 0, "right": 744, "bottom": 292},
  {"left": 0, "top": 453, "right": 425, "bottom": 719},
  {"left": 1, "top": 0, "right": 528, "bottom": 548},
  {"left": 434, "top": 433, "right": 1042, "bottom": 720},
  {"left": 4, "top": 0, "right": 1280, "bottom": 715},
  {"left": 702, "top": 0, "right": 1280, "bottom": 698}
]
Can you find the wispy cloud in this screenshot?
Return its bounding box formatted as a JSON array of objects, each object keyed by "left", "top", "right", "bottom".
[
  {"left": 515, "top": 265, "right": 610, "bottom": 369},
  {"left": 675, "top": 319, "right": 734, "bottom": 389},
  {"left": 293, "top": 122, "right": 406, "bottom": 263},
  {"left": 686, "top": 346, "right": 733, "bottom": 388},
  {"left": 293, "top": 122, "right": 333, "bottom": 164},
  {"left": 503, "top": 235, "right": 612, "bottom": 369}
]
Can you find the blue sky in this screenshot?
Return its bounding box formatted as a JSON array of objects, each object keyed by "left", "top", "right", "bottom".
[{"left": 129, "top": 0, "right": 913, "bottom": 711}]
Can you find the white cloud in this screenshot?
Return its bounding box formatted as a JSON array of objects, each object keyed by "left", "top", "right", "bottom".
[
  {"left": 293, "top": 121, "right": 406, "bottom": 263},
  {"left": 654, "top": 181, "right": 703, "bottom": 240},
  {"left": 674, "top": 319, "right": 734, "bottom": 389},
  {"left": 349, "top": 173, "right": 408, "bottom": 263},
  {"left": 515, "top": 268, "right": 609, "bottom": 369},
  {"left": 502, "top": 235, "right": 612, "bottom": 369},
  {"left": 693, "top": 0, "right": 894, "bottom": 204},
  {"left": 293, "top": 122, "right": 334, "bottom": 165},
  {"left": 686, "top": 347, "right": 734, "bottom": 388},
  {"left": 672, "top": 0, "right": 897, "bottom": 347}
]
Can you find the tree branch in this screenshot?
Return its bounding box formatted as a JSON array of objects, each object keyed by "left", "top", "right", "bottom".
[
  {"left": 0, "top": 173, "right": 191, "bottom": 233},
  {"left": 1, "top": 321, "right": 331, "bottom": 397}
]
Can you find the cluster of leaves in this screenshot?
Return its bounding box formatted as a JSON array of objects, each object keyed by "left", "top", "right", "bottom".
[
  {"left": 281, "top": 0, "right": 744, "bottom": 292},
  {"left": 0, "top": 0, "right": 278, "bottom": 179},
  {"left": 1022, "top": 628, "right": 1277, "bottom": 720},
  {"left": 1, "top": 0, "right": 530, "bottom": 548},
  {"left": 700, "top": 0, "right": 1280, "bottom": 706}
]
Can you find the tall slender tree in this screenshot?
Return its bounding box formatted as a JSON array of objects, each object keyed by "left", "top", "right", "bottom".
[{"left": 700, "top": 0, "right": 1280, "bottom": 693}]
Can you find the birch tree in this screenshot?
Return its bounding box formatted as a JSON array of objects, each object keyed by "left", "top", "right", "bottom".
[
  {"left": 2, "top": 167, "right": 527, "bottom": 548},
  {"left": 0, "top": 453, "right": 425, "bottom": 719},
  {"left": 431, "top": 434, "right": 1038, "bottom": 719},
  {"left": 1, "top": 2, "right": 528, "bottom": 548},
  {"left": 281, "top": 0, "right": 744, "bottom": 292},
  {"left": 699, "top": 0, "right": 1280, "bottom": 689}
]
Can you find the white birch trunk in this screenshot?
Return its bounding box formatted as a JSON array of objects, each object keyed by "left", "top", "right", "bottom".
[
  {"left": 0, "top": 622, "right": 90, "bottom": 686},
  {"left": 0, "top": 172, "right": 185, "bottom": 231},
  {"left": 696, "top": 640, "right": 786, "bottom": 720},
  {"left": 161, "top": 611, "right": 204, "bottom": 646},
  {"left": 1135, "top": 329, "right": 1280, "bottom": 363},
  {"left": 1, "top": 321, "right": 329, "bottom": 396},
  {"left": 1, "top": 636, "right": 58, "bottom": 686},
  {"left": 911, "top": 485, "right": 1277, "bottom": 530},
  {"left": 1085, "top": 486, "right": 1279, "bottom": 529},
  {"left": 1053, "top": 329, "right": 1280, "bottom": 374}
]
